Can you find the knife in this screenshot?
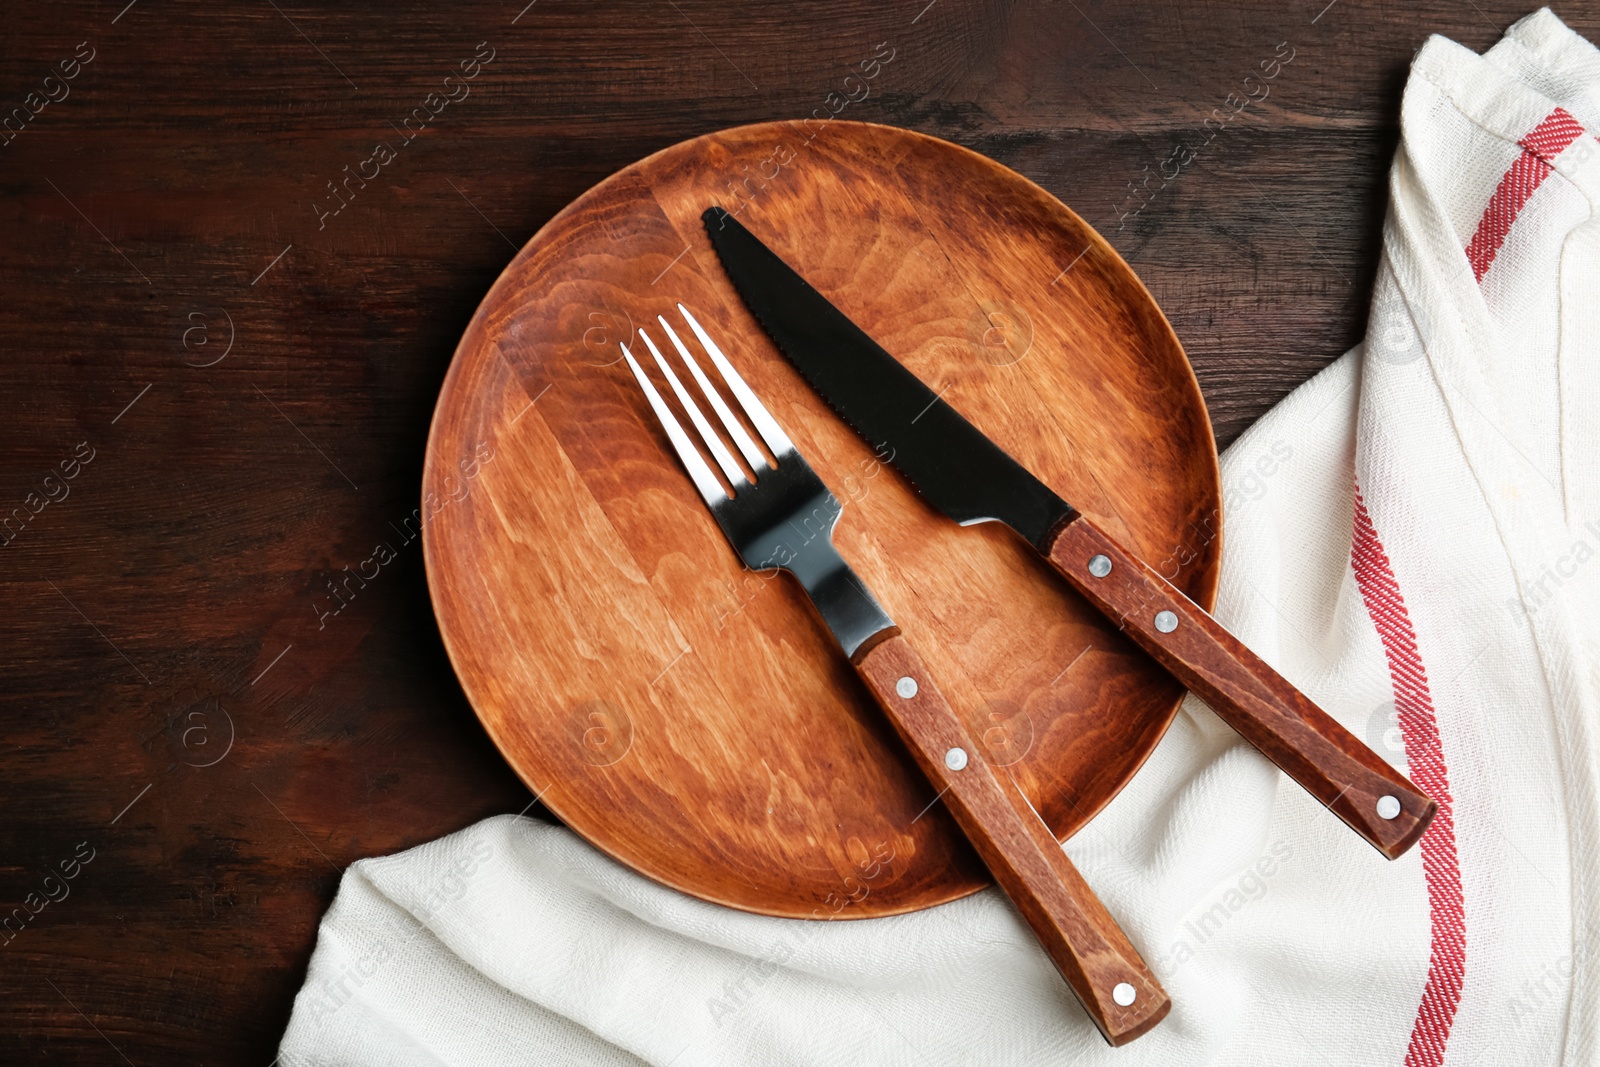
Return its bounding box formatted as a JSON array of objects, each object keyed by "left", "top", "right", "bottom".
[{"left": 703, "top": 205, "right": 1437, "bottom": 861}]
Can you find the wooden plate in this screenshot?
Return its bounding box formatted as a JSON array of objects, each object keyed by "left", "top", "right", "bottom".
[{"left": 423, "top": 121, "right": 1220, "bottom": 919}]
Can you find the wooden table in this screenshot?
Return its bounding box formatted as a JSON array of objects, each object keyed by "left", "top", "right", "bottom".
[{"left": 2, "top": 1, "right": 1584, "bottom": 1059}]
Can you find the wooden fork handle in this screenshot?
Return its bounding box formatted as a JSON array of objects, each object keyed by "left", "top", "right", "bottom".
[
  {"left": 1044, "top": 513, "right": 1437, "bottom": 860},
  {"left": 853, "top": 633, "right": 1170, "bottom": 1046}
]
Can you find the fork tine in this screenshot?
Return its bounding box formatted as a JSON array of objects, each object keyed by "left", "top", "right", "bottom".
[
  {"left": 639, "top": 328, "right": 747, "bottom": 488},
  {"left": 657, "top": 316, "right": 768, "bottom": 472},
  {"left": 677, "top": 303, "right": 795, "bottom": 457},
  {"left": 621, "top": 342, "right": 728, "bottom": 507}
]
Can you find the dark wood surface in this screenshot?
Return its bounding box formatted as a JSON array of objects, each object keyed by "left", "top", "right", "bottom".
[
  {"left": 2, "top": 1, "right": 1589, "bottom": 1061},
  {"left": 423, "top": 119, "right": 1220, "bottom": 920}
]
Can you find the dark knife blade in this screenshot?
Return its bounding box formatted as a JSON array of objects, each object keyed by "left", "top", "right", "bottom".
[{"left": 701, "top": 206, "right": 1077, "bottom": 549}]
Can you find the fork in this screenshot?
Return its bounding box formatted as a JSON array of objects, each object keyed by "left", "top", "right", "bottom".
[{"left": 621, "top": 303, "right": 1171, "bottom": 1046}]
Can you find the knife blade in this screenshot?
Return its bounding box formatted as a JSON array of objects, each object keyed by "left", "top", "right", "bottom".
[{"left": 703, "top": 204, "right": 1438, "bottom": 860}]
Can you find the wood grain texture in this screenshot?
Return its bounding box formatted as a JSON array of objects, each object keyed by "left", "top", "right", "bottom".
[
  {"left": 1047, "top": 514, "right": 1437, "bottom": 859},
  {"left": 852, "top": 632, "right": 1170, "bottom": 1045},
  {"left": 3, "top": 0, "right": 1587, "bottom": 1060},
  {"left": 423, "top": 119, "right": 1220, "bottom": 918}
]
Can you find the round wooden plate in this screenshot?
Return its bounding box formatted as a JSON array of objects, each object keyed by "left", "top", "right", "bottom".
[{"left": 423, "top": 120, "right": 1220, "bottom": 919}]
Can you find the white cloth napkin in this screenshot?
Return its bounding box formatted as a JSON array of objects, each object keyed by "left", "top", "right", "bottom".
[{"left": 277, "top": 10, "right": 1600, "bottom": 1064}]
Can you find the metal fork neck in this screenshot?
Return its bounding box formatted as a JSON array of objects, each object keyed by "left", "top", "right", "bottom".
[{"left": 785, "top": 539, "right": 897, "bottom": 659}]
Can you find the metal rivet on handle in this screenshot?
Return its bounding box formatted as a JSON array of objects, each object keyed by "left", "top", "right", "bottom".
[
  {"left": 1154, "top": 610, "right": 1179, "bottom": 633},
  {"left": 1087, "top": 554, "right": 1112, "bottom": 578},
  {"left": 896, "top": 676, "right": 918, "bottom": 699},
  {"left": 945, "top": 747, "right": 968, "bottom": 771},
  {"left": 1376, "top": 795, "right": 1401, "bottom": 820},
  {"left": 1113, "top": 982, "right": 1137, "bottom": 1007}
]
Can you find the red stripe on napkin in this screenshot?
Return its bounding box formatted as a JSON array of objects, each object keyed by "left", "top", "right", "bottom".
[
  {"left": 1350, "top": 487, "right": 1464, "bottom": 1067},
  {"left": 1357, "top": 107, "right": 1593, "bottom": 1065},
  {"left": 1463, "top": 108, "right": 1586, "bottom": 281}
]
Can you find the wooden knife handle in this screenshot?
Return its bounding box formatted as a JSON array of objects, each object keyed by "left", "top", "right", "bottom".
[
  {"left": 1044, "top": 514, "right": 1437, "bottom": 860},
  {"left": 853, "top": 632, "right": 1170, "bottom": 1046}
]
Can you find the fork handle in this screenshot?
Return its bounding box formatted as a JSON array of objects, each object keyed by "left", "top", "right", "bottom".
[
  {"left": 1043, "top": 514, "right": 1436, "bottom": 859},
  {"left": 853, "top": 633, "right": 1170, "bottom": 1046}
]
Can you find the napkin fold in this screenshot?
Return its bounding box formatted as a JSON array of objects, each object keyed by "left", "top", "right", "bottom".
[{"left": 278, "top": 9, "right": 1600, "bottom": 1064}]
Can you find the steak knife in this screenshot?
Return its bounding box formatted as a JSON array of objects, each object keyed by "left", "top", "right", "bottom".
[{"left": 703, "top": 205, "right": 1436, "bottom": 861}]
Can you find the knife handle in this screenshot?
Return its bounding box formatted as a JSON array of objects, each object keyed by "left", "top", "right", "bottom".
[
  {"left": 1043, "top": 514, "right": 1437, "bottom": 860},
  {"left": 853, "top": 632, "right": 1170, "bottom": 1046}
]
